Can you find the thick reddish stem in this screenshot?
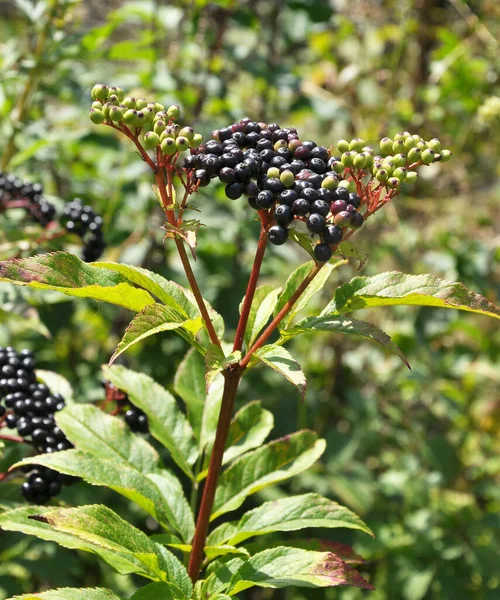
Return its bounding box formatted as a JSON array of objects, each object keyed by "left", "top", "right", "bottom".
[
  {"left": 233, "top": 216, "right": 270, "bottom": 352},
  {"left": 0, "top": 434, "right": 26, "bottom": 444},
  {"left": 188, "top": 368, "right": 243, "bottom": 581},
  {"left": 240, "top": 262, "right": 323, "bottom": 368}
]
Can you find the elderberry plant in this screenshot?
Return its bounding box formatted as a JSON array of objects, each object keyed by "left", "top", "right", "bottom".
[{"left": 0, "top": 84, "right": 499, "bottom": 600}]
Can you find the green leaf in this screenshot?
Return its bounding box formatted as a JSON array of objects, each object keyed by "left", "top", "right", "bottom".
[
  {"left": 199, "top": 377, "right": 225, "bottom": 452},
  {"left": 103, "top": 365, "right": 198, "bottom": 478},
  {"left": 31, "top": 505, "right": 192, "bottom": 597},
  {"left": 282, "top": 315, "right": 410, "bottom": 368},
  {"left": 35, "top": 370, "right": 74, "bottom": 404},
  {"left": 174, "top": 349, "right": 206, "bottom": 439},
  {"left": 110, "top": 304, "right": 204, "bottom": 364},
  {"left": 288, "top": 229, "right": 315, "bottom": 258},
  {"left": 212, "top": 431, "right": 326, "bottom": 519},
  {"left": 0, "top": 305, "right": 50, "bottom": 338},
  {"left": 241, "top": 285, "right": 281, "bottom": 348},
  {"left": 243, "top": 539, "right": 366, "bottom": 565},
  {"left": 130, "top": 582, "right": 178, "bottom": 600},
  {"left": 207, "top": 493, "right": 373, "bottom": 547},
  {"left": 204, "top": 345, "right": 241, "bottom": 392},
  {"left": 0, "top": 253, "right": 155, "bottom": 312},
  {"left": 198, "top": 401, "right": 274, "bottom": 480},
  {"left": 227, "top": 547, "right": 374, "bottom": 593},
  {"left": 9, "top": 587, "right": 123, "bottom": 600},
  {"left": 0, "top": 506, "right": 153, "bottom": 578},
  {"left": 12, "top": 451, "right": 192, "bottom": 541},
  {"left": 325, "top": 271, "right": 500, "bottom": 320},
  {"left": 253, "top": 344, "right": 307, "bottom": 399}
]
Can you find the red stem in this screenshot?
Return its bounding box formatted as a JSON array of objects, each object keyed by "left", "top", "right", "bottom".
[
  {"left": 233, "top": 214, "right": 270, "bottom": 352},
  {"left": 0, "top": 434, "right": 26, "bottom": 444},
  {"left": 240, "top": 262, "right": 323, "bottom": 368},
  {"left": 187, "top": 367, "right": 243, "bottom": 582}
]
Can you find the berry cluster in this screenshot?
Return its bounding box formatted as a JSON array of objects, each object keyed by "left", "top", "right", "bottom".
[
  {"left": 0, "top": 347, "right": 75, "bottom": 504},
  {"left": 183, "top": 119, "right": 364, "bottom": 262},
  {"left": 0, "top": 173, "right": 106, "bottom": 262},
  {"left": 89, "top": 84, "right": 202, "bottom": 158},
  {"left": 103, "top": 381, "right": 149, "bottom": 434},
  {"left": 61, "top": 199, "right": 106, "bottom": 262},
  {"left": 0, "top": 173, "right": 55, "bottom": 226}
]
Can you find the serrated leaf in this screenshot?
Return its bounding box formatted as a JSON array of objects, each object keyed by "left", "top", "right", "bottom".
[
  {"left": 110, "top": 304, "right": 204, "bottom": 364},
  {"left": 0, "top": 253, "right": 155, "bottom": 312},
  {"left": 335, "top": 241, "right": 369, "bottom": 271},
  {"left": 324, "top": 271, "right": 500, "bottom": 320},
  {"left": 103, "top": 365, "right": 198, "bottom": 478},
  {"left": 199, "top": 401, "right": 274, "bottom": 480},
  {"left": 282, "top": 314, "right": 410, "bottom": 368},
  {"left": 30, "top": 505, "right": 192, "bottom": 597},
  {"left": 9, "top": 587, "right": 123, "bottom": 600},
  {"left": 130, "top": 582, "right": 177, "bottom": 600},
  {"left": 203, "top": 558, "right": 245, "bottom": 597},
  {"left": 227, "top": 547, "right": 374, "bottom": 593},
  {"left": 11, "top": 451, "right": 192, "bottom": 541},
  {"left": 174, "top": 349, "right": 206, "bottom": 438},
  {"left": 0, "top": 506, "right": 151, "bottom": 578},
  {"left": 253, "top": 344, "right": 307, "bottom": 399},
  {"left": 208, "top": 493, "right": 372, "bottom": 547},
  {"left": 288, "top": 228, "right": 315, "bottom": 258},
  {"left": 204, "top": 345, "right": 241, "bottom": 392},
  {"left": 212, "top": 431, "right": 326, "bottom": 519},
  {"left": 199, "top": 375, "right": 225, "bottom": 452},
  {"left": 243, "top": 539, "right": 366, "bottom": 565},
  {"left": 35, "top": 370, "right": 74, "bottom": 404},
  {"left": 241, "top": 285, "right": 281, "bottom": 348}
]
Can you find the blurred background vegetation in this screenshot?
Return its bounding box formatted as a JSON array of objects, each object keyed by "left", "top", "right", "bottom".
[{"left": 0, "top": 0, "right": 499, "bottom": 598}]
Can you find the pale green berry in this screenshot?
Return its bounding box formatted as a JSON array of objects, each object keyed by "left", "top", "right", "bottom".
[
  {"left": 349, "top": 137, "right": 365, "bottom": 152},
  {"left": 92, "top": 84, "right": 109, "bottom": 101},
  {"left": 364, "top": 153, "right": 374, "bottom": 167},
  {"left": 110, "top": 86, "right": 125, "bottom": 102},
  {"left": 394, "top": 131, "right": 407, "bottom": 142},
  {"left": 154, "top": 102, "right": 165, "bottom": 112},
  {"left": 341, "top": 152, "right": 354, "bottom": 167},
  {"left": 417, "top": 140, "right": 427, "bottom": 150},
  {"left": 405, "top": 171, "right": 418, "bottom": 184},
  {"left": 89, "top": 108, "right": 105, "bottom": 124},
  {"left": 322, "top": 176, "right": 338, "bottom": 190},
  {"left": 123, "top": 109, "right": 138, "bottom": 125},
  {"left": 428, "top": 138, "right": 441, "bottom": 152},
  {"left": 267, "top": 167, "right": 280, "bottom": 179},
  {"left": 404, "top": 136, "right": 417, "bottom": 151},
  {"left": 179, "top": 126, "right": 195, "bottom": 141},
  {"left": 136, "top": 97, "right": 148, "bottom": 110},
  {"left": 407, "top": 147, "right": 421, "bottom": 163},
  {"left": 161, "top": 138, "right": 177, "bottom": 155},
  {"left": 167, "top": 104, "right": 181, "bottom": 119},
  {"left": 393, "top": 153, "right": 407, "bottom": 167},
  {"left": 439, "top": 149, "right": 452, "bottom": 162},
  {"left": 338, "top": 179, "right": 355, "bottom": 192},
  {"left": 123, "top": 97, "right": 136, "bottom": 109},
  {"left": 143, "top": 107, "right": 154, "bottom": 123},
  {"left": 154, "top": 110, "right": 168, "bottom": 122},
  {"left": 162, "top": 125, "right": 177, "bottom": 139},
  {"left": 175, "top": 136, "right": 190, "bottom": 151},
  {"left": 376, "top": 169, "right": 389, "bottom": 183},
  {"left": 91, "top": 100, "right": 103, "bottom": 110},
  {"left": 337, "top": 139, "right": 350, "bottom": 153},
  {"left": 382, "top": 160, "right": 395, "bottom": 175},
  {"left": 388, "top": 177, "right": 400, "bottom": 189},
  {"left": 379, "top": 137, "right": 393, "bottom": 156},
  {"left": 102, "top": 102, "right": 112, "bottom": 119},
  {"left": 107, "top": 94, "right": 119, "bottom": 106},
  {"left": 274, "top": 139, "right": 287, "bottom": 151},
  {"left": 280, "top": 170, "right": 295, "bottom": 188},
  {"left": 109, "top": 106, "right": 123, "bottom": 122},
  {"left": 143, "top": 131, "right": 161, "bottom": 149},
  {"left": 392, "top": 139, "right": 405, "bottom": 154},
  {"left": 330, "top": 160, "right": 344, "bottom": 174},
  {"left": 135, "top": 110, "right": 147, "bottom": 128},
  {"left": 362, "top": 145, "right": 374, "bottom": 154},
  {"left": 393, "top": 167, "right": 407, "bottom": 181},
  {"left": 353, "top": 153, "right": 368, "bottom": 169},
  {"left": 191, "top": 133, "right": 203, "bottom": 148},
  {"left": 421, "top": 148, "right": 435, "bottom": 164},
  {"left": 154, "top": 120, "right": 167, "bottom": 135}
]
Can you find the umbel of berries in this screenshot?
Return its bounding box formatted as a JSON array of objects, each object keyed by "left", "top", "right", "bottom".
[{"left": 0, "top": 346, "right": 76, "bottom": 504}]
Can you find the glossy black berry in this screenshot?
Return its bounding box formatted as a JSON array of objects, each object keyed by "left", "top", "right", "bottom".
[
  {"left": 307, "top": 213, "right": 327, "bottom": 233},
  {"left": 348, "top": 193, "right": 361, "bottom": 208},
  {"left": 322, "top": 225, "right": 343, "bottom": 245},
  {"left": 310, "top": 200, "right": 330, "bottom": 217},
  {"left": 268, "top": 225, "right": 289, "bottom": 246},
  {"left": 279, "top": 189, "right": 298, "bottom": 206},
  {"left": 274, "top": 204, "right": 293, "bottom": 226},
  {"left": 225, "top": 182, "right": 244, "bottom": 200},
  {"left": 194, "top": 169, "right": 210, "bottom": 187},
  {"left": 292, "top": 198, "right": 310, "bottom": 215},
  {"left": 334, "top": 187, "right": 350, "bottom": 201},
  {"left": 314, "top": 243, "right": 333, "bottom": 262},
  {"left": 256, "top": 190, "right": 275, "bottom": 210}
]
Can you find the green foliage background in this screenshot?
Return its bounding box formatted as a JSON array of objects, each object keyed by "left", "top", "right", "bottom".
[{"left": 0, "top": 0, "right": 499, "bottom": 598}]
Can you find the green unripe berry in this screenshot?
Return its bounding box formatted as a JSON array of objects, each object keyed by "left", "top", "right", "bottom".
[
  {"left": 428, "top": 138, "right": 441, "bottom": 152},
  {"left": 337, "top": 139, "right": 350, "bottom": 153},
  {"left": 349, "top": 137, "right": 365, "bottom": 152},
  {"left": 322, "top": 176, "right": 338, "bottom": 190},
  {"left": 179, "top": 126, "right": 195, "bottom": 141},
  {"left": 394, "top": 131, "right": 407, "bottom": 142},
  {"left": 404, "top": 136, "right": 417, "bottom": 151},
  {"left": 154, "top": 120, "right": 167, "bottom": 135},
  {"left": 330, "top": 160, "right": 344, "bottom": 174},
  {"left": 107, "top": 94, "right": 119, "bottom": 105},
  {"left": 167, "top": 104, "right": 181, "bottom": 120},
  {"left": 417, "top": 141, "right": 427, "bottom": 150},
  {"left": 123, "top": 109, "right": 138, "bottom": 125},
  {"left": 382, "top": 160, "right": 395, "bottom": 175},
  {"left": 421, "top": 148, "right": 435, "bottom": 164},
  {"left": 136, "top": 97, "right": 148, "bottom": 110},
  {"left": 162, "top": 125, "right": 178, "bottom": 139},
  {"left": 405, "top": 171, "right": 418, "bottom": 184},
  {"left": 439, "top": 149, "right": 452, "bottom": 162},
  {"left": 388, "top": 177, "right": 400, "bottom": 189},
  {"left": 92, "top": 84, "right": 109, "bottom": 101},
  {"left": 267, "top": 167, "right": 280, "bottom": 179},
  {"left": 274, "top": 139, "right": 287, "bottom": 151},
  {"left": 110, "top": 86, "right": 124, "bottom": 101},
  {"left": 154, "top": 110, "right": 168, "bottom": 122},
  {"left": 338, "top": 179, "right": 355, "bottom": 192},
  {"left": 142, "top": 107, "right": 154, "bottom": 123},
  {"left": 143, "top": 131, "right": 161, "bottom": 149},
  {"left": 393, "top": 153, "right": 407, "bottom": 167},
  {"left": 376, "top": 169, "right": 389, "bottom": 183},
  {"left": 89, "top": 108, "right": 105, "bottom": 124},
  {"left": 353, "top": 153, "right": 368, "bottom": 169},
  {"left": 392, "top": 139, "right": 405, "bottom": 154},
  {"left": 109, "top": 106, "right": 123, "bottom": 122},
  {"left": 191, "top": 133, "right": 203, "bottom": 148},
  {"left": 123, "top": 97, "right": 136, "bottom": 109},
  {"left": 102, "top": 102, "right": 113, "bottom": 119},
  {"left": 154, "top": 102, "right": 165, "bottom": 112},
  {"left": 91, "top": 100, "right": 103, "bottom": 110},
  {"left": 379, "top": 137, "right": 393, "bottom": 156},
  {"left": 175, "top": 136, "right": 190, "bottom": 151},
  {"left": 280, "top": 170, "right": 295, "bottom": 188},
  {"left": 135, "top": 111, "right": 147, "bottom": 128},
  {"left": 407, "top": 147, "right": 421, "bottom": 163},
  {"left": 341, "top": 152, "right": 354, "bottom": 167},
  {"left": 364, "top": 153, "right": 374, "bottom": 167},
  {"left": 362, "top": 145, "right": 374, "bottom": 154},
  {"left": 392, "top": 167, "right": 407, "bottom": 181},
  {"left": 161, "top": 138, "right": 177, "bottom": 155}
]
